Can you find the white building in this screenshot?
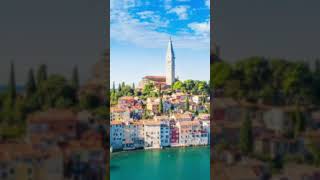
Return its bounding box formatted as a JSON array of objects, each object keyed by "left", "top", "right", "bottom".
[
  {"left": 133, "top": 121, "right": 145, "bottom": 148},
  {"left": 110, "top": 121, "right": 124, "bottom": 150},
  {"left": 201, "top": 120, "right": 210, "bottom": 145},
  {"left": 123, "top": 122, "right": 138, "bottom": 150},
  {"left": 144, "top": 121, "right": 161, "bottom": 149}
]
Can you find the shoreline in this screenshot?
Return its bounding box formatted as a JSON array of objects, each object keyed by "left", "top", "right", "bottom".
[{"left": 111, "top": 145, "right": 209, "bottom": 155}]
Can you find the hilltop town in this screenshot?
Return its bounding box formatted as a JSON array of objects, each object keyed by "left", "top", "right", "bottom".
[
  {"left": 110, "top": 39, "right": 210, "bottom": 151},
  {"left": 212, "top": 54, "right": 320, "bottom": 179},
  {"left": 110, "top": 91, "right": 210, "bottom": 151},
  {"left": 0, "top": 57, "right": 109, "bottom": 179}
]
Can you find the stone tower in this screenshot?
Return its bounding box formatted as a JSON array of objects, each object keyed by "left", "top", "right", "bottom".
[{"left": 166, "top": 37, "right": 175, "bottom": 86}]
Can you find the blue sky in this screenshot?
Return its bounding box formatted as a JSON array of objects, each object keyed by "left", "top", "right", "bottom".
[{"left": 111, "top": 0, "right": 210, "bottom": 86}]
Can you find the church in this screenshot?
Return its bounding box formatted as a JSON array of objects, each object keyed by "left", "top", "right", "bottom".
[{"left": 138, "top": 38, "right": 176, "bottom": 89}]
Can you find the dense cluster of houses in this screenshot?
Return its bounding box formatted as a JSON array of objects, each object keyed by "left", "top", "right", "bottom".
[
  {"left": 110, "top": 94, "right": 210, "bottom": 151},
  {"left": 0, "top": 109, "right": 107, "bottom": 180},
  {"left": 212, "top": 97, "right": 320, "bottom": 179}
]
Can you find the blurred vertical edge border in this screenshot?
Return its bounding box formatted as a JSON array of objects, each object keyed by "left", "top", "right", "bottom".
[
  {"left": 106, "top": 0, "right": 110, "bottom": 179},
  {"left": 210, "top": 0, "right": 215, "bottom": 179}
]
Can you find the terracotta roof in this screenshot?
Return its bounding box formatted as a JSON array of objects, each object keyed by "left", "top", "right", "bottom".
[
  {"left": 143, "top": 76, "right": 166, "bottom": 82},
  {"left": 119, "top": 96, "right": 135, "bottom": 101},
  {"left": 179, "top": 121, "right": 200, "bottom": 126},
  {"left": 144, "top": 120, "right": 161, "bottom": 126},
  {"left": 111, "top": 120, "right": 124, "bottom": 125},
  {"left": 111, "top": 107, "right": 126, "bottom": 113}
]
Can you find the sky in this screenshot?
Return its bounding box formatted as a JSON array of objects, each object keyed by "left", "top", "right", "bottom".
[
  {"left": 0, "top": 0, "right": 106, "bottom": 85},
  {"left": 214, "top": 0, "right": 320, "bottom": 62},
  {"left": 110, "top": 0, "right": 210, "bottom": 86}
]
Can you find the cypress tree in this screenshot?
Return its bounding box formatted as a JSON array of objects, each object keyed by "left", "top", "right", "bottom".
[
  {"left": 8, "top": 62, "right": 16, "bottom": 102},
  {"left": 132, "top": 83, "right": 135, "bottom": 90},
  {"left": 239, "top": 112, "right": 253, "bottom": 155},
  {"left": 185, "top": 96, "right": 190, "bottom": 111},
  {"left": 25, "top": 68, "right": 36, "bottom": 98},
  {"left": 159, "top": 98, "right": 163, "bottom": 114},
  {"left": 118, "top": 83, "right": 122, "bottom": 92},
  {"left": 37, "top": 64, "right": 47, "bottom": 86},
  {"left": 112, "top": 82, "right": 116, "bottom": 94},
  {"left": 71, "top": 66, "right": 79, "bottom": 90}
]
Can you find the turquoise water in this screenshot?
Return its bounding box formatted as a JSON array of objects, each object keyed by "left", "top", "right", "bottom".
[{"left": 111, "top": 146, "right": 210, "bottom": 180}]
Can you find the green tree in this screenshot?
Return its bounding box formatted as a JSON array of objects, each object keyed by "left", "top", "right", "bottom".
[
  {"left": 294, "top": 108, "right": 306, "bottom": 138},
  {"left": 37, "top": 75, "right": 75, "bottom": 109},
  {"left": 211, "top": 61, "right": 232, "bottom": 89},
  {"left": 112, "top": 82, "right": 116, "bottom": 94},
  {"left": 118, "top": 83, "right": 122, "bottom": 92},
  {"left": 239, "top": 112, "right": 253, "bottom": 155},
  {"left": 172, "top": 81, "right": 185, "bottom": 92},
  {"left": 79, "top": 92, "right": 100, "bottom": 109},
  {"left": 37, "top": 64, "right": 47, "bottom": 86},
  {"left": 71, "top": 66, "right": 79, "bottom": 90},
  {"left": 25, "top": 69, "right": 36, "bottom": 98},
  {"left": 8, "top": 61, "right": 16, "bottom": 105},
  {"left": 143, "top": 83, "right": 154, "bottom": 96},
  {"left": 185, "top": 96, "right": 190, "bottom": 111},
  {"left": 159, "top": 98, "right": 163, "bottom": 114}
]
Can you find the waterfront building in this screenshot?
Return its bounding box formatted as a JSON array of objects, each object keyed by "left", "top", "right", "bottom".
[
  {"left": 133, "top": 121, "right": 145, "bottom": 148},
  {"left": 201, "top": 120, "right": 210, "bottom": 145},
  {"left": 169, "top": 120, "right": 180, "bottom": 147},
  {"left": 110, "top": 121, "right": 124, "bottom": 150},
  {"left": 144, "top": 121, "right": 161, "bottom": 149},
  {"left": 177, "top": 121, "right": 193, "bottom": 146},
  {"left": 123, "top": 122, "right": 138, "bottom": 150},
  {"left": 160, "top": 122, "right": 170, "bottom": 147},
  {"left": 190, "top": 121, "right": 203, "bottom": 145}
]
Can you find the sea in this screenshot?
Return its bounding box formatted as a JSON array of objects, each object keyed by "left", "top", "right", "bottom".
[{"left": 110, "top": 146, "right": 210, "bottom": 180}]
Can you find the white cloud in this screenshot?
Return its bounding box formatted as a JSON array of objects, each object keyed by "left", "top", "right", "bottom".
[
  {"left": 188, "top": 21, "right": 210, "bottom": 36},
  {"left": 164, "top": 0, "right": 172, "bottom": 10},
  {"left": 205, "top": 0, "right": 210, "bottom": 8},
  {"left": 167, "top": 6, "right": 190, "bottom": 20},
  {"left": 111, "top": 0, "right": 209, "bottom": 50},
  {"left": 136, "top": 11, "right": 169, "bottom": 28}
]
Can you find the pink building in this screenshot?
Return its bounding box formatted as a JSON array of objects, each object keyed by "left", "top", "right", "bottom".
[{"left": 169, "top": 120, "right": 180, "bottom": 146}]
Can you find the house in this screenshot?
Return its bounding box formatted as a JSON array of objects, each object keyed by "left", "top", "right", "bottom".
[
  {"left": 177, "top": 121, "right": 193, "bottom": 146},
  {"left": 169, "top": 120, "right": 180, "bottom": 147},
  {"left": 27, "top": 109, "right": 77, "bottom": 142},
  {"left": 262, "top": 108, "right": 293, "bottom": 133},
  {"left": 160, "top": 122, "right": 170, "bottom": 147},
  {"left": 144, "top": 120, "right": 161, "bottom": 149},
  {"left": 133, "top": 121, "right": 145, "bottom": 148},
  {"left": 110, "top": 107, "right": 130, "bottom": 121},
  {"left": 212, "top": 97, "right": 240, "bottom": 122},
  {"left": 200, "top": 120, "right": 210, "bottom": 145},
  {"left": 172, "top": 112, "right": 193, "bottom": 122},
  {"left": 0, "top": 143, "right": 63, "bottom": 180},
  {"left": 110, "top": 121, "right": 124, "bottom": 150},
  {"left": 123, "top": 122, "right": 138, "bottom": 150},
  {"left": 118, "top": 96, "right": 135, "bottom": 108}
]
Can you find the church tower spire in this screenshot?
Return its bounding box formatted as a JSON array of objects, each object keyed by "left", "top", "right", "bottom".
[{"left": 166, "top": 37, "right": 175, "bottom": 85}]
